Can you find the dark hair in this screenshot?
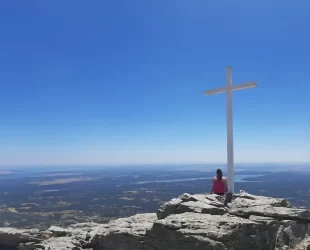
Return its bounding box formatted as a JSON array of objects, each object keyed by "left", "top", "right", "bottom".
[{"left": 216, "top": 169, "right": 223, "bottom": 181}]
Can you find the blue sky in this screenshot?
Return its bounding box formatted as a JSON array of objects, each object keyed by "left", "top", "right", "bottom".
[{"left": 0, "top": 0, "right": 309, "bottom": 165}]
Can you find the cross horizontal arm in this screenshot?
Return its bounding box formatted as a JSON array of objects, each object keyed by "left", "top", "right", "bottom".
[
  {"left": 231, "top": 81, "right": 257, "bottom": 91},
  {"left": 204, "top": 87, "right": 226, "bottom": 96}
]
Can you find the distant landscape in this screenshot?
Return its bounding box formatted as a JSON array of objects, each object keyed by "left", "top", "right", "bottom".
[{"left": 0, "top": 163, "right": 309, "bottom": 230}]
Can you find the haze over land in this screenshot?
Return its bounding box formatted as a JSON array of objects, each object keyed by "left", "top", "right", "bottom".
[{"left": 0, "top": 163, "right": 309, "bottom": 230}]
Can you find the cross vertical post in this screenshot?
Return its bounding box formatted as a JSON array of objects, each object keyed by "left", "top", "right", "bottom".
[{"left": 226, "top": 66, "right": 234, "bottom": 194}]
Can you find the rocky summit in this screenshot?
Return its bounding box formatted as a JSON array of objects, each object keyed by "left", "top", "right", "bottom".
[{"left": 0, "top": 191, "right": 309, "bottom": 250}]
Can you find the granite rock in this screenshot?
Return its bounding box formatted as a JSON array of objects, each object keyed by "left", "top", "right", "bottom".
[
  {"left": 89, "top": 213, "right": 157, "bottom": 250},
  {"left": 0, "top": 191, "right": 309, "bottom": 250}
]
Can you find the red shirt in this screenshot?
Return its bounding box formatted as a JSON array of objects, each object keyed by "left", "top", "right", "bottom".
[{"left": 213, "top": 178, "right": 225, "bottom": 193}]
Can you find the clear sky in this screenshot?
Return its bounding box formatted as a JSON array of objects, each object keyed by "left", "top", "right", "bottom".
[{"left": 0, "top": 0, "right": 309, "bottom": 166}]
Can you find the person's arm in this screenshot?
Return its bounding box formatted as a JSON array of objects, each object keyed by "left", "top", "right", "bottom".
[
  {"left": 210, "top": 178, "right": 215, "bottom": 194},
  {"left": 223, "top": 178, "right": 228, "bottom": 194}
]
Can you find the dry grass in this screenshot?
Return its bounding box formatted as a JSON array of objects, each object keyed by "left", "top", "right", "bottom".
[
  {"left": 20, "top": 203, "right": 39, "bottom": 206},
  {"left": 44, "top": 173, "right": 80, "bottom": 177},
  {"left": 18, "top": 207, "right": 32, "bottom": 210},
  {"left": 119, "top": 197, "right": 135, "bottom": 201},
  {"left": 29, "top": 210, "right": 78, "bottom": 217},
  {"left": 7, "top": 207, "right": 18, "bottom": 213},
  {"left": 123, "top": 191, "right": 139, "bottom": 195}
]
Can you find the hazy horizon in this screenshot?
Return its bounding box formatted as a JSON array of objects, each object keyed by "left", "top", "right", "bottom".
[{"left": 0, "top": 162, "right": 309, "bottom": 170}]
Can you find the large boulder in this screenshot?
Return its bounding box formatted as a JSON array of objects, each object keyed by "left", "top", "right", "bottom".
[
  {"left": 153, "top": 191, "right": 309, "bottom": 250},
  {"left": 0, "top": 228, "right": 40, "bottom": 248},
  {"left": 157, "top": 193, "right": 226, "bottom": 219},
  {"left": 228, "top": 192, "right": 310, "bottom": 222},
  {"left": 156, "top": 198, "right": 183, "bottom": 219},
  {"left": 145, "top": 212, "right": 273, "bottom": 250},
  {"left": 90, "top": 213, "right": 157, "bottom": 250},
  {"left": 234, "top": 190, "right": 292, "bottom": 207}
]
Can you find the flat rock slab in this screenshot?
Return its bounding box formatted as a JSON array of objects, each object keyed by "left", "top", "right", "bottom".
[
  {"left": 179, "top": 201, "right": 226, "bottom": 215},
  {"left": 34, "top": 237, "right": 82, "bottom": 250},
  {"left": 228, "top": 204, "right": 310, "bottom": 222},
  {"left": 234, "top": 191, "right": 291, "bottom": 207},
  {"left": 47, "top": 226, "right": 69, "bottom": 237},
  {"left": 157, "top": 193, "right": 226, "bottom": 219}
]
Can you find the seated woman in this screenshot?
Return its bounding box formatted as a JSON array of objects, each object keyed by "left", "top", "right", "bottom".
[{"left": 211, "top": 169, "right": 228, "bottom": 195}]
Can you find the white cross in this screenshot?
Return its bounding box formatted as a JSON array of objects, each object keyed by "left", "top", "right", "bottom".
[{"left": 205, "top": 66, "right": 257, "bottom": 194}]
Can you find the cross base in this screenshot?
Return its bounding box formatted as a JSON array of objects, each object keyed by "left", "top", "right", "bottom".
[{"left": 224, "top": 193, "right": 233, "bottom": 205}]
